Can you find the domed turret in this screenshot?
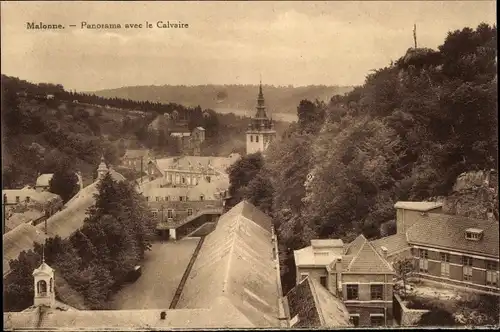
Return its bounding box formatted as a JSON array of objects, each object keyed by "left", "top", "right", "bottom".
[{"left": 97, "top": 155, "right": 108, "bottom": 180}]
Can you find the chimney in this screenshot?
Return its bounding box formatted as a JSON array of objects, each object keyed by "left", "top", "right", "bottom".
[
  {"left": 381, "top": 246, "right": 388, "bottom": 259},
  {"left": 160, "top": 311, "right": 166, "bottom": 320}
]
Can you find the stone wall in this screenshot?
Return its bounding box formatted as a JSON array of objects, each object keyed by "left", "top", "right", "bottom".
[{"left": 393, "top": 294, "right": 429, "bottom": 326}]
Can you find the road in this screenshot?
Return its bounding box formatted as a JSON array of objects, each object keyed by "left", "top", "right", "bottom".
[{"left": 109, "top": 238, "right": 200, "bottom": 309}]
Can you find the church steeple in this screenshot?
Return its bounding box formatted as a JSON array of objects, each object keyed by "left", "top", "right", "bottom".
[{"left": 255, "top": 80, "right": 267, "bottom": 119}]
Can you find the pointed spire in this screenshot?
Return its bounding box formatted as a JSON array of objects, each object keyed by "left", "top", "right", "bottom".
[{"left": 42, "top": 243, "right": 45, "bottom": 263}]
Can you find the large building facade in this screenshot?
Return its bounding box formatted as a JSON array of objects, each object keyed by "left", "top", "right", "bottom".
[
  {"left": 246, "top": 82, "right": 276, "bottom": 155},
  {"left": 294, "top": 237, "right": 395, "bottom": 327},
  {"left": 371, "top": 201, "right": 500, "bottom": 295}
]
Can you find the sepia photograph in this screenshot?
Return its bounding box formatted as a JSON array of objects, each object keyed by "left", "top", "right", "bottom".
[{"left": 1, "top": 0, "right": 498, "bottom": 330}]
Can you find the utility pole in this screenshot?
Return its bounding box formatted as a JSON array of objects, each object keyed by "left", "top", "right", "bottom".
[{"left": 413, "top": 23, "right": 417, "bottom": 48}]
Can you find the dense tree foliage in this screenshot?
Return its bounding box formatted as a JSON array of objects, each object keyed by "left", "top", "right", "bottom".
[
  {"left": 49, "top": 160, "right": 80, "bottom": 203},
  {"left": 226, "top": 23, "right": 498, "bottom": 294},
  {"left": 4, "top": 174, "right": 156, "bottom": 311}
]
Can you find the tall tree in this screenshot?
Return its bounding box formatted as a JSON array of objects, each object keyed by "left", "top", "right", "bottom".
[{"left": 49, "top": 160, "right": 79, "bottom": 203}]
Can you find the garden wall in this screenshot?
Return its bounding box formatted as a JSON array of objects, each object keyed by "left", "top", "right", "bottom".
[{"left": 394, "top": 294, "right": 430, "bottom": 326}]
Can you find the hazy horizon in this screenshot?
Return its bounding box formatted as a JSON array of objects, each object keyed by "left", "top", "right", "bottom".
[{"left": 1, "top": 1, "right": 496, "bottom": 92}]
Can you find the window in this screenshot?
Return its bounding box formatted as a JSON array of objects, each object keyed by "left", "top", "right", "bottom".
[
  {"left": 200, "top": 195, "right": 205, "bottom": 201},
  {"left": 462, "top": 256, "right": 473, "bottom": 281},
  {"left": 370, "top": 315, "right": 384, "bottom": 327},
  {"left": 146, "top": 196, "right": 149, "bottom": 201},
  {"left": 346, "top": 285, "right": 359, "bottom": 300},
  {"left": 486, "top": 261, "right": 498, "bottom": 286},
  {"left": 370, "top": 284, "right": 384, "bottom": 300},
  {"left": 37, "top": 280, "right": 47, "bottom": 295},
  {"left": 182, "top": 177, "right": 185, "bottom": 184},
  {"left": 256, "top": 135, "right": 259, "bottom": 143},
  {"left": 25, "top": 196, "right": 31, "bottom": 203},
  {"left": 462, "top": 256, "right": 473, "bottom": 266},
  {"left": 179, "top": 196, "right": 184, "bottom": 201},
  {"left": 15, "top": 196, "right": 20, "bottom": 204},
  {"left": 419, "top": 249, "right": 428, "bottom": 259},
  {"left": 167, "top": 209, "right": 173, "bottom": 219},
  {"left": 250, "top": 135, "right": 253, "bottom": 142},
  {"left": 187, "top": 208, "right": 193, "bottom": 216},
  {"left": 349, "top": 315, "right": 360, "bottom": 327},
  {"left": 151, "top": 210, "right": 158, "bottom": 218},
  {"left": 441, "top": 253, "right": 450, "bottom": 277},
  {"left": 320, "top": 276, "right": 327, "bottom": 288},
  {"left": 156, "top": 197, "right": 160, "bottom": 202},
  {"left": 165, "top": 196, "right": 169, "bottom": 201}
]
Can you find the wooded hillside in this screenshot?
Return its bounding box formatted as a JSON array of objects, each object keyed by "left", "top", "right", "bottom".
[
  {"left": 227, "top": 23, "right": 498, "bottom": 293},
  {"left": 90, "top": 84, "right": 354, "bottom": 115}
]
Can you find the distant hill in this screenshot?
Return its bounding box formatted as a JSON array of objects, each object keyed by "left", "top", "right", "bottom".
[{"left": 89, "top": 84, "right": 354, "bottom": 114}]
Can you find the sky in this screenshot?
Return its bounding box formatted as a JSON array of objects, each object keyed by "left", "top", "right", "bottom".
[{"left": 1, "top": 1, "right": 496, "bottom": 91}]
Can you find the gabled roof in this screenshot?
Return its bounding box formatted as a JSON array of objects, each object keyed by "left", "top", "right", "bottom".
[
  {"left": 344, "top": 235, "right": 394, "bottom": 274},
  {"left": 394, "top": 201, "right": 443, "bottom": 211},
  {"left": 176, "top": 200, "right": 280, "bottom": 327},
  {"left": 3, "top": 182, "right": 100, "bottom": 276},
  {"left": 406, "top": 213, "right": 499, "bottom": 257},
  {"left": 285, "top": 277, "right": 351, "bottom": 328},
  {"left": 195, "top": 127, "right": 205, "bottom": 131}
]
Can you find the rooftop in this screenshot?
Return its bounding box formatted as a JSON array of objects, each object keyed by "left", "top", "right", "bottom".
[
  {"left": 370, "top": 232, "right": 411, "bottom": 258},
  {"left": 295, "top": 235, "right": 394, "bottom": 274},
  {"left": 394, "top": 201, "right": 443, "bottom": 212},
  {"left": 2, "top": 188, "right": 61, "bottom": 205},
  {"left": 176, "top": 200, "right": 279, "bottom": 327},
  {"left": 406, "top": 213, "right": 499, "bottom": 257},
  {"left": 285, "top": 277, "right": 351, "bottom": 328},
  {"left": 4, "top": 306, "right": 253, "bottom": 330},
  {"left": 123, "top": 149, "right": 150, "bottom": 159}
]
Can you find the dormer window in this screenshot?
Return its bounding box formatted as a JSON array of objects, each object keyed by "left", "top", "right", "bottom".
[{"left": 465, "top": 228, "right": 483, "bottom": 241}]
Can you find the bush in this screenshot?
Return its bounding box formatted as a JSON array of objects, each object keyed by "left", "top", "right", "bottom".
[{"left": 419, "top": 306, "right": 457, "bottom": 326}]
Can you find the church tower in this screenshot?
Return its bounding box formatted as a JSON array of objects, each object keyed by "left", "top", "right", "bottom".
[
  {"left": 246, "top": 81, "right": 277, "bottom": 155},
  {"left": 32, "top": 259, "right": 55, "bottom": 308}
]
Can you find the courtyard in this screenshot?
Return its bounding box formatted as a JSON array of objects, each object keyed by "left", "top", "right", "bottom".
[
  {"left": 109, "top": 238, "right": 200, "bottom": 310},
  {"left": 395, "top": 279, "right": 499, "bottom": 326}
]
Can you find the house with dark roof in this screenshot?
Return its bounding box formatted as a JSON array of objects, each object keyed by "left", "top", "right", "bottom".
[
  {"left": 294, "top": 236, "right": 395, "bottom": 327},
  {"left": 283, "top": 276, "right": 352, "bottom": 328},
  {"left": 371, "top": 201, "right": 500, "bottom": 295}
]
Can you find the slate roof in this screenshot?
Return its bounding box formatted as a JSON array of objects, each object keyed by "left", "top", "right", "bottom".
[
  {"left": 370, "top": 233, "right": 411, "bottom": 258},
  {"left": 394, "top": 201, "right": 443, "bottom": 211},
  {"left": 285, "top": 277, "right": 351, "bottom": 328},
  {"left": 176, "top": 200, "right": 280, "bottom": 327},
  {"left": 406, "top": 213, "right": 499, "bottom": 257},
  {"left": 344, "top": 235, "right": 394, "bottom": 274}
]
